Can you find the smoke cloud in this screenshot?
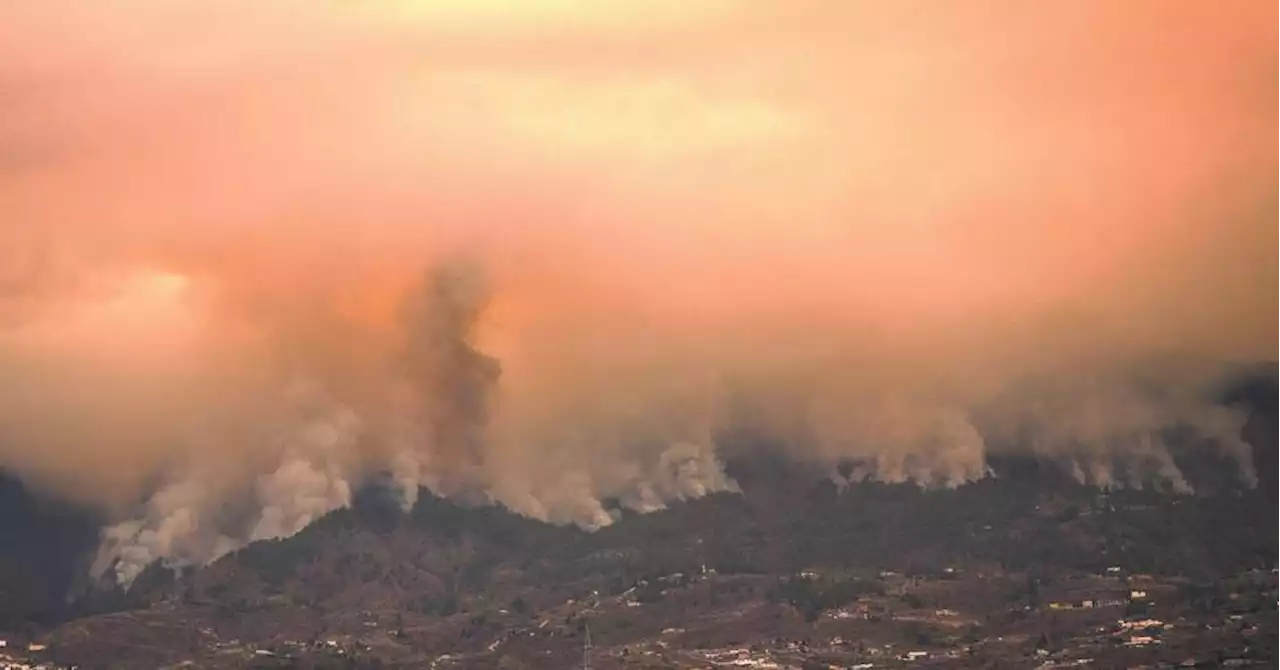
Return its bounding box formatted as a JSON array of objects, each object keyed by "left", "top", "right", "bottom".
[{"left": 0, "top": 1, "right": 1274, "bottom": 586}]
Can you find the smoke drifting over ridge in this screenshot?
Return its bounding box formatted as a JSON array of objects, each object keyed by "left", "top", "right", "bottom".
[{"left": 0, "top": 1, "right": 1275, "bottom": 586}]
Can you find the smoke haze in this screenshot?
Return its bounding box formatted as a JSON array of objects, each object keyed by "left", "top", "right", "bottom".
[{"left": 0, "top": 1, "right": 1275, "bottom": 585}]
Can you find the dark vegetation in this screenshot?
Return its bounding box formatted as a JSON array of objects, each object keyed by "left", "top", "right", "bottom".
[
  {"left": 0, "top": 469, "right": 102, "bottom": 630},
  {"left": 85, "top": 448, "right": 1274, "bottom": 629},
  {"left": 769, "top": 575, "right": 885, "bottom": 622}
]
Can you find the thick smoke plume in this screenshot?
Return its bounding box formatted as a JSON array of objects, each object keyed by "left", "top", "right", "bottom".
[
  {"left": 397, "top": 264, "right": 502, "bottom": 499},
  {"left": 0, "top": 1, "right": 1274, "bottom": 587}
]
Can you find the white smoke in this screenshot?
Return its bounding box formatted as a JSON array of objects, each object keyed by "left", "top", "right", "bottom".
[
  {"left": 90, "top": 269, "right": 745, "bottom": 588},
  {"left": 89, "top": 398, "right": 1259, "bottom": 589},
  {"left": 620, "top": 441, "right": 743, "bottom": 513},
  {"left": 90, "top": 477, "right": 234, "bottom": 586},
  {"left": 94, "top": 380, "right": 365, "bottom": 586},
  {"left": 88, "top": 288, "right": 1259, "bottom": 590},
  {"left": 978, "top": 376, "right": 1256, "bottom": 493}
]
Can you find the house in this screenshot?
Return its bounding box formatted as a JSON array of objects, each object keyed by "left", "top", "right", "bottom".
[
  {"left": 903, "top": 651, "right": 929, "bottom": 661},
  {"left": 1117, "top": 619, "right": 1165, "bottom": 633},
  {"left": 1130, "top": 590, "right": 1148, "bottom": 600}
]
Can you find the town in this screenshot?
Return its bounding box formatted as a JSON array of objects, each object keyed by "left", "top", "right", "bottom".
[{"left": 5, "top": 559, "right": 1273, "bottom": 669}]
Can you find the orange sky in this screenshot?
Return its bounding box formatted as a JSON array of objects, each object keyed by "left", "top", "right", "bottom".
[{"left": 0, "top": 1, "right": 1275, "bottom": 509}]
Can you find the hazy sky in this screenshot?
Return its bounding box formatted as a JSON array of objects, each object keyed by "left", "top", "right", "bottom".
[{"left": 0, "top": 1, "right": 1275, "bottom": 512}]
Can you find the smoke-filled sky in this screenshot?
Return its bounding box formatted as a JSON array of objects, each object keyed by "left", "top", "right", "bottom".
[{"left": 0, "top": 1, "right": 1276, "bottom": 583}]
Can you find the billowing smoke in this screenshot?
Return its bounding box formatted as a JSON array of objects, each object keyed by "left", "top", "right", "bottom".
[
  {"left": 398, "top": 264, "right": 502, "bottom": 496},
  {"left": 0, "top": 1, "right": 1275, "bottom": 587},
  {"left": 91, "top": 381, "right": 365, "bottom": 583}
]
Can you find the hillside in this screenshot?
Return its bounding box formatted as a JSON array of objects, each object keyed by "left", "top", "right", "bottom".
[
  {"left": 28, "top": 469, "right": 1276, "bottom": 669},
  {"left": 0, "top": 470, "right": 102, "bottom": 631},
  {"left": 0, "top": 365, "right": 1274, "bottom": 668}
]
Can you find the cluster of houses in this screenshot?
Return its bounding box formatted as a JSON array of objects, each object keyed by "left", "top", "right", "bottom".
[
  {"left": 1115, "top": 618, "right": 1170, "bottom": 648},
  {"left": 698, "top": 647, "right": 782, "bottom": 668},
  {"left": 0, "top": 641, "right": 70, "bottom": 670},
  {"left": 1045, "top": 596, "right": 1127, "bottom": 611},
  {"left": 1042, "top": 567, "right": 1158, "bottom": 611}
]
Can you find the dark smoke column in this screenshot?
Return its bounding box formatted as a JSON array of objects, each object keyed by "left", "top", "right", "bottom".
[{"left": 401, "top": 263, "right": 502, "bottom": 494}]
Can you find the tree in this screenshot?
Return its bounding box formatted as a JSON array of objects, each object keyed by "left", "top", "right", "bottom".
[{"left": 803, "top": 603, "right": 821, "bottom": 623}]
